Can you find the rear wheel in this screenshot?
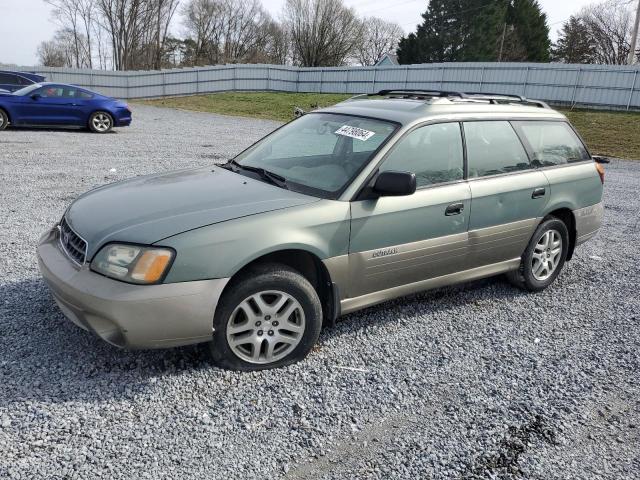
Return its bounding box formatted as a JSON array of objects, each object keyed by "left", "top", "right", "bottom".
[
  {"left": 88, "top": 111, "right": 113, "bottom": 133},
  {"left": 210, "top": 263, "right": 323, "bottom": 371},
  {"left": 507, "top": 217, "right": 569, "bottom": 292},
  {"left": 0, "top": 109, "right": 8, "bottom": 131}
]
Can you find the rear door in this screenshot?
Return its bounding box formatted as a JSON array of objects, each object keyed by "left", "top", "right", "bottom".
[
  {"left": 348, "top": 122, "right": 471, "bottom": 298},
  {"left": 463, "top": 120, "right": 549, "bottom": 268}
]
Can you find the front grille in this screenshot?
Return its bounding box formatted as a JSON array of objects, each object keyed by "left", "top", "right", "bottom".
[{"left": 58, "top": 217, "right": 88, "bottom": 265}]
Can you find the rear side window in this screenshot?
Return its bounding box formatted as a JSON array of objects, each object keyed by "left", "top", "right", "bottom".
[
  {"left": 76, "top": 90, "right": 93, "bottom": 99},
  {"left": 464, "top": 121, "right": 530, "bottom": 178},
  {"left": 380, "top": 122, "right": 464, "bottom": 187},
  {"left": 514, "top": 121, "right": 590, "bottom": 166},
  {"left": 0, "top": 73, "right": 19, "bottom": 85}
]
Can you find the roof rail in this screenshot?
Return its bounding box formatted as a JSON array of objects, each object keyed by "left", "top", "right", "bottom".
[
  {"left": 350, "top": 89, "right": 549, "bottom": 109},
  {"left": 460, "top": 92, "right": 550, "bottom": 109},
  {"left": 372, "top": 89, "right": 466, "bottom": 99}
]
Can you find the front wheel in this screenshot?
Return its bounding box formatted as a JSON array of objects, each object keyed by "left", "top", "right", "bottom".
[
  {"left": 210, "top": 263, "right": 323, "bottom": 371},
  {"left": 88, "top": 111, "right": 114, "bottom": 133},
  {"left": 507, "top": 217, "right": 569, "bottom": 292},
  {"left": 0, "top": 109, "right": 8, "bottom": 131}
]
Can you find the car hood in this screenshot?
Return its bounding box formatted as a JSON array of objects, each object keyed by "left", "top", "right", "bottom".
[{"left": 65, "top": 166, "right": 320, "bottom": 258}]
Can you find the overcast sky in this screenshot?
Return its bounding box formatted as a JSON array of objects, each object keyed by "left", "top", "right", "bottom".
[{"left": 0, "top": 0, "right": 596, "bottom": 67}]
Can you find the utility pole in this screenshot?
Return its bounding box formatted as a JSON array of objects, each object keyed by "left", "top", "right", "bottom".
[
  {"left": 498, "top": 22, "right": 507, "bottom": 62},
  {"left": 629, "top": 0, "right": 640, "bottom": 65}
]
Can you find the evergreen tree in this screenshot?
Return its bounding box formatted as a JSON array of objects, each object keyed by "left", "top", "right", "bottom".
[
  {"left": 551, "top": 16, "right": 597, "bottom": 64},
  {"left": 397, "top": 0, "right": 466, "bottom": 63},
  {"left": 505, "top": 0, "right": 550, "bottom": 61},
  {"left": 459, "top": 0, "right": 506, "bottom": 61},
  {"left": 397, "top": 0, "right": 551, "bottom": 64}
]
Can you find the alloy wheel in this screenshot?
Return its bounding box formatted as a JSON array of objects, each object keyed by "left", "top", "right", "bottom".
[
  {"left": 531, "top": 229, "right": 562, "bottom": 281},
  {"left": 92, "top": 113, "right": 111, "bottom": 132},
  {"left": 226, "top": 290, "right": 306, "bottom": 364}
]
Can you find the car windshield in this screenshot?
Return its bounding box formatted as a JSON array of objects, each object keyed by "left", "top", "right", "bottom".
[
  {"left": 232, "top": 113, "right": 398, "bottom": 198},
  {"left": 12, "top": 83, "right": 42, "bottom": 96}
]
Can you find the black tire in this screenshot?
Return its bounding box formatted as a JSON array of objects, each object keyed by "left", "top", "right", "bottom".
[
  {"left": 507, "top": 217, "right": 570, "bottom": 292},
  {"left": 0, "top": 109, "right": 8, "bottom": 131},
  {"left": 210, "top": 263, "right": 323, "bottom": 371},
  {"left": 88, "top": 111, "right": 114, "bottom": 133}
]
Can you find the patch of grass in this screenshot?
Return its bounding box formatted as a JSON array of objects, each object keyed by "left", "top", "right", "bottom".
[
  {"left": 140, "top": 92, "right": 640, "bottom": 159},
  {"left": 140, "top": 92, "right": 352, "bottom": 123},
  {"left": 560, "top": 108, "right": 640, "bottom": 160}
]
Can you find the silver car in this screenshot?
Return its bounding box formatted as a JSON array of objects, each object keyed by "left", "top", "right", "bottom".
[{"left": 37, "top": 90, "right": 605, "bottom": 370}]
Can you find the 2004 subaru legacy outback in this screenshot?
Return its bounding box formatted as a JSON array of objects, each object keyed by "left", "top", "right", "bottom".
[{"left": 38, "top": 90, "right": 605, "bottom": 370}]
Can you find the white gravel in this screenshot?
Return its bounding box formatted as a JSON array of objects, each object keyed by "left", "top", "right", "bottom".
[{"left": 0, "top": 105, "right": 639, "bottom": 479}]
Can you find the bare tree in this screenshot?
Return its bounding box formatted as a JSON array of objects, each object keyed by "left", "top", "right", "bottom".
[
  {"left": 220, "top": 0, "right": 272, "bottom": 63},
  {"left": 355, "top": 17, "right": 403, "bottom": 66},
  {"left": 261, "top": 20, "right": 290, "bottom": 64},
  {"left": 283, "top": 0, "right": 363, "bottom": 67},
  {"left": 45, "top": 0, "right": 94, "bottom": 67},
  {"left": 182, "top": 0, "right": 224, "bottom": 65},
  {"left": 182, "top": 0, "right": 276, "bottom": 65},
  {"left": 578, "top": 0, "right": 635, "bottom": 64},
  {"left": 37, "top": 38, "right": 69, "bottom": 67}
]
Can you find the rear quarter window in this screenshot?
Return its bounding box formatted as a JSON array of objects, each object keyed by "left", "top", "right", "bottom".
[{"left": 513, "top": 121, "right": 590, "bottom": 166}]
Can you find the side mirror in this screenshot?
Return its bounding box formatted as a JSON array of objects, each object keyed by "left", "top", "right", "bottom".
[
  {"left": 373, "top": 170, "right": 416, "bottom": 197},
  {"left": 30, "top": 93, "right": 41, "bottom": 100}
]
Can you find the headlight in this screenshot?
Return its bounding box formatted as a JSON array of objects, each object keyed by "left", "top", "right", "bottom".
[{"left": 91, "top": 243, "right": 174, "bottom": 284}]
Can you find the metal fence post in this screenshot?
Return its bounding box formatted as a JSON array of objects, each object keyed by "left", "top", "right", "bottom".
[
  {"left": 404, "top": 66, "right": 409, "bottom": 89},
  {"left": 440, "top": 65, "right": 445, "bottom": 89},
  {"left": 571, "top": 67, "right": 582, "bottom": 107},
  {"left": 233, "top": 65, "right": 236, "bottom": 91},
  {"left": 319, "top": 68, "right": 324, "bottom": 93},
  {"left": 345, "top": 68, "right": 350, "bottom": 94},
  {"left": 479, "top": 66, "right": 485, "bottom": 92},
  {"left": 523, "top": 66, "right": 530, "bottom": 97},
  {"left": 627, "top": 69, "right": 638, "bottom": 110},
  {"left": 371, "top": 67, "right": 377, "bottom": 93},
  {"left": 196, "top": 68, "right": 200, "bottom": 95}
]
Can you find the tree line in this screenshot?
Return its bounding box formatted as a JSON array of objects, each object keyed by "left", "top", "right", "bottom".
[
  {"left": 36, "top": 0, "right": 639, "bottom": 70},
  {"left": 37, "top": 0, "right": 402, "bottom": 69}
]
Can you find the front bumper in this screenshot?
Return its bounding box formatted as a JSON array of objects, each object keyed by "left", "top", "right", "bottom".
[
  {"left": 37, "top": 228, "right": 229, "bottom": 349},
  {"left": 114, "top": 108, "right": 132, "bottom": 127}
]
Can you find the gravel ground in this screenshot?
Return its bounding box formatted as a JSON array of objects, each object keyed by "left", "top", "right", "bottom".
[{"left": 0, "top": 105, "right": 639, "bottom": 479}]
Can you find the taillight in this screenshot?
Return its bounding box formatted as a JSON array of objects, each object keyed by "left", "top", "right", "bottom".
[{"left": 595, "top": 162, "right": 605, "bottom": 184}]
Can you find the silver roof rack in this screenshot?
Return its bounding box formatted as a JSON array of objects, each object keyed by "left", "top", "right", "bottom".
[{"left": 347, "top": 89, "right": 550, "bottom": 109}]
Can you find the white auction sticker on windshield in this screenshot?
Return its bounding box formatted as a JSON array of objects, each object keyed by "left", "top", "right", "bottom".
[{"left": 334, "top": 125, "right": 376, "bottom": 141}]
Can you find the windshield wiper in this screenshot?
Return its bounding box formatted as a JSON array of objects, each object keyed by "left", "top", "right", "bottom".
[{"left": 224, "top": 159, "right": 289, "bottom": 189}]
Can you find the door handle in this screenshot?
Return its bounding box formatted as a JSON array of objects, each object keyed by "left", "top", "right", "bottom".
[
  {"left": 532, "top": 187, "right": 546, "bottom": 199},
  {"left": 445, "top": 202, "right": 464, "bottom": 216}
]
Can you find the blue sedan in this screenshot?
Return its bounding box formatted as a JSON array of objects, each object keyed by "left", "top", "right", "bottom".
[{"left": 0, "top": 83, "right": 132, "bottom": 133}]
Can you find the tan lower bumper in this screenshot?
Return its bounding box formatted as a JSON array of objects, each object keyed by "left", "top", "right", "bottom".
[{"left": 37, "top": 229, "right": 229, "bottom": 349}]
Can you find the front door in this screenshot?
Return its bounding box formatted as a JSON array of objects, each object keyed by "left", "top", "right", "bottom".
[
  {"left": 348, "top": 122, "right": 471, "bottom": 298},
  {"left": 16, "top": 85, "right": 82, "bottom": 125},
  {"left": 463, "top": 120, "right": 550, "bottom": 268}
]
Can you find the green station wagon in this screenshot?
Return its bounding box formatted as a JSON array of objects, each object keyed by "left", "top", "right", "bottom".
[{"left": 37, "top": 90, "right": 605, "bottom": 370}]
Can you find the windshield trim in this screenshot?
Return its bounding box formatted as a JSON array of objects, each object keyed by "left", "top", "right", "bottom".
[{"left": 232, "top": 111, "right": 401, "bottom": 200}]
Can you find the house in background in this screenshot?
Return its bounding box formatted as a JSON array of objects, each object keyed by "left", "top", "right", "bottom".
[{"left": 375, "top": 53, "right": 399, "bottom": 67}]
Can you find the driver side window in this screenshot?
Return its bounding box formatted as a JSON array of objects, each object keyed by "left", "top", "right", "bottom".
[{"left": 380, "top": 122, "right": 464, "bottom": 188}]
